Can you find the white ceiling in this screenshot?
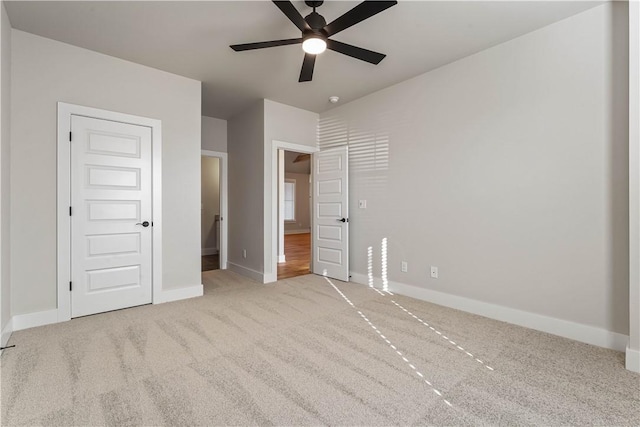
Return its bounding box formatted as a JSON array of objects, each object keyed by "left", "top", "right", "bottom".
[{"left": 5, "top": 1, "right": 603, "bottom": 119}]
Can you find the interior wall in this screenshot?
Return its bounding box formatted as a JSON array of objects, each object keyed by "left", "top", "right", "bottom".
[
  {"left": 263, "top": 100, "right": 318, "bottom": 280},
  {"left": 319, "top": 3, "right": 629, "bottom": 335},
  {"left": 227, "top": 100, "right": 265, "bottom": 276},
  {"left": 11, "top": 30, "right": 202, "bottom": 315},
  {"left": 201, "top": 156, "right": 220, "bottom": 252},
  {"left": 0, "top": 3, "right": 11, "bottom": 336},
  {"left": 202, "top": 115, "right": 227, "bottom": 152},
  {"left": 629, "top": 0, "right": 640, "bottom": 364},
  {"left": 284, "top": 172, "right": 311, "bottom": 233}
]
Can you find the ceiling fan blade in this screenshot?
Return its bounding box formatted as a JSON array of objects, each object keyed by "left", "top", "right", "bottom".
[
  {"left": 299, "top": 53, "right": 316, "bottom": 82},
  {"left": 327, "top": 39, "right": 386, "bottom": 64},
  {"left": 230, "top": 38, "right": 302, "bottom": 51},
  {"left": 323, "top": 1, "right": 397, "bottom": 37},
  {"left": 273, "top": 1, "right": 311, "bottom": 32}
]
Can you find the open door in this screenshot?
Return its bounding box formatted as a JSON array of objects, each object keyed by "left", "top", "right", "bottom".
[{"left": 312, "top": 146, "right": 349, "bottom": 281}]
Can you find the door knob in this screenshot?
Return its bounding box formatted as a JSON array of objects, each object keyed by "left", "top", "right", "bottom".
[
  {"left": 337, "top": 218, "right": 348, "bottom": 223},
  {"left": 136, "top": 221, "right": 150, "bottom": 227}
]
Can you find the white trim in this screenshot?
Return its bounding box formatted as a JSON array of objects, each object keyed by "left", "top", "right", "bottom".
[
  {"left": 202, "top": 248, "right": 218, "bottom": 256},
  {"left": 285, "top": 229, "right": 311, "bottom": 235},
  {"left": 227, "top": 261, "right": 265, "bottom": 283},
  {"left": 278, "top": 254, "right": 286, "bottom": 263},
  {"left": 1, "top": 317, "right": 12, "bottom": 349},
  {"left": 12, "top": 309, "right": 59, "bottom": 332},
  {"left": 156, "top": 284, "right": 203, "bottom": 304},
  {"left": 626, "top": 342, "right": 640, "bottom": 373},
  {"left": 10, "top": 285, "right": 203, "bottom": 330},
  {"left": 201, "top": 150, "right": 228, "bottom": 270},
  {"left": 350, "top": 272, "right": 629, "bottom": 352},
  {"left": 57, "top": 102, "right": 163, "bottom": 321},
  {"left": 267, "top": 140, "right": 318, "bottom": 283}
]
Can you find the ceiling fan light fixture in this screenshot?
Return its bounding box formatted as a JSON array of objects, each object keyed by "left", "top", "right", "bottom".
[
  {"left": 302, "top": 36, "right": 327, "bottom": 54},
  {"left": 230, "top": 0, "right": 397, "bottom": 82}
]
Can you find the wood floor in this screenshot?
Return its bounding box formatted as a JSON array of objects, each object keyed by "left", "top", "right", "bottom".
[
  {"left": 277, "top": 233, "right": 311, "bottom": 280},
  {"left": 201, "top": 254, "right": 219, "bottom": 272}
]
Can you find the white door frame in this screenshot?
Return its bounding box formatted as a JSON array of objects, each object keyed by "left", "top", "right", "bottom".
[
  {"left": 57, "top": 102, "right": 163, "bottom": 322},
  {"left": 267, "top": 140, "right": 318, "bottom": 283},
  {"left": 201, "top": 150, "right": 228, "bottom": 270}
]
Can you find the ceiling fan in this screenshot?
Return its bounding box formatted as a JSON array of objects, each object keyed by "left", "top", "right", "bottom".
[{"left": 230, "top": 0, "right": 397, "bottom": 82}]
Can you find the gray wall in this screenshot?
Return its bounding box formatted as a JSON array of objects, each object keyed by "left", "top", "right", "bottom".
[
  {"left": 201, "top": 156, "right": 220, "bottom": 251},
  {"left": 319, "top": 3, "right": 629, "bottom": 335},
  {"left": 284, "top": 172, "right": 310, "bottom": 233},
  {"left": 226, "top": 99, "right": 317, "bottom": 281},
  {"left": 630, "top": 1, "right": 640, "bottom": 357},
  {"left": 0, "top": 3, "right": 11, "bottom": 333},
  {"left": 202, "top": 115, "right": 227, "bottom": 152},
  {"left": 228, "top": 101, "right": 264, "bottom": 274},
  {"left": 11, "top": 30, "right": 202, "bottom": 314}
]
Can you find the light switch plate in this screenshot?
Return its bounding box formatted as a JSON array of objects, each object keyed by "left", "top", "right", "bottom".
[{"left": 359, "top": 200, "right": 367, "bottom": 209}]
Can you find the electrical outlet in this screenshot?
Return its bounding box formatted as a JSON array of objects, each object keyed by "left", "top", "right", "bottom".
[
  {"left": 243, "top": 249, "right": 247, "bottom": 258},
  {"left": 430, "top": 266, "right": 438, "bottom": 279},
  {"left": 401, "top": 261, "right": 408, "bottom": 273}
]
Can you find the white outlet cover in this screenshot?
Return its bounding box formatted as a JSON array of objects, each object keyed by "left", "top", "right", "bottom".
[
  {"left": 401, "top": 261, "right": 408, "bottom": 272},
  {"left": 430, "top": 266, "right": 438, "bottom": 278}
]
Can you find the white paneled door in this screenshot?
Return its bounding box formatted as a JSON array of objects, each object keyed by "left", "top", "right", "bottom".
[
  {"left": 312, "top": 147, "right": 349, "bottom": 281},
  {"left": 70, "top": 115, "right": 153, "bottom": 318}
]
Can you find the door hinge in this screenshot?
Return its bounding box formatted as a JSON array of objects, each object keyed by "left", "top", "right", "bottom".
[
  {"left": 69, "top": 131, "right": 72, "bottom": 142},
  {"left": 69, "top": 281, "right": 72, "bottom": 291},
  {"left": 69, "top": 206, "right": 72, "bottom": 216}
]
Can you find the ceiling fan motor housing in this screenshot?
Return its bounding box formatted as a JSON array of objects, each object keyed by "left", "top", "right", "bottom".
[
  {"left": 304, "top": 1, "right": 324, "bottom": 8},
  {"left": 305, "top": 12, "right": 327, "bottom": 32}
]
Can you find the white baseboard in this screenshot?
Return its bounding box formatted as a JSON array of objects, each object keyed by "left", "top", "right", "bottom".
[
  {"left": 202, "top": 248, "right": 218, "bottom": 256},
  {"left": 156, "top": 284, "right": 203, "bottom": 304},
  {"left": 278, "top": 254, "right": 286, "bottom": 263},
  {"left": 12, "top": 309, "right": 59, "bottom": 332},
  {"left": 228, "top": 261, "right": 265, "bottom": 283},
  {"left": 8, "top": 286, "right": 203, "bottom": 333},
  {"left": 626, "top": 343, "right": 640, "bottom": 373},
  {"left": 350, "top": 272, "right": 629, "bottom": 352},
  {"left": 284, "top": 229, "right": 310, "bottom": 235},
  {"left": 1, "top": 317, "right": 13, "bottom": 349}
]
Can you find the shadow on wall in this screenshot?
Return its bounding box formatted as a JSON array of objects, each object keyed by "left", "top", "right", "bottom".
[{"left": 607, "top": 2, "right": 630, "bottom": 332}]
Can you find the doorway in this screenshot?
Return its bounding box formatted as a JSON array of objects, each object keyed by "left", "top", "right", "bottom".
[
  {"left": 201, "top": 156, "right": 220, "bottom": 271},
  {"left": 201, "top": 150, "right": 228, "bottom": 274},
  {"left": 268, "top": 142, "right": 349, "bottom": 283},
  {"left": 277, "top": 150, "right": 312, "bottom": 279}
]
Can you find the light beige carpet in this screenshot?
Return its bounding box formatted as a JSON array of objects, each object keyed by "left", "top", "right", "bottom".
[{"left": 1, "top": 270, "right": 638, "bottom": 426}]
